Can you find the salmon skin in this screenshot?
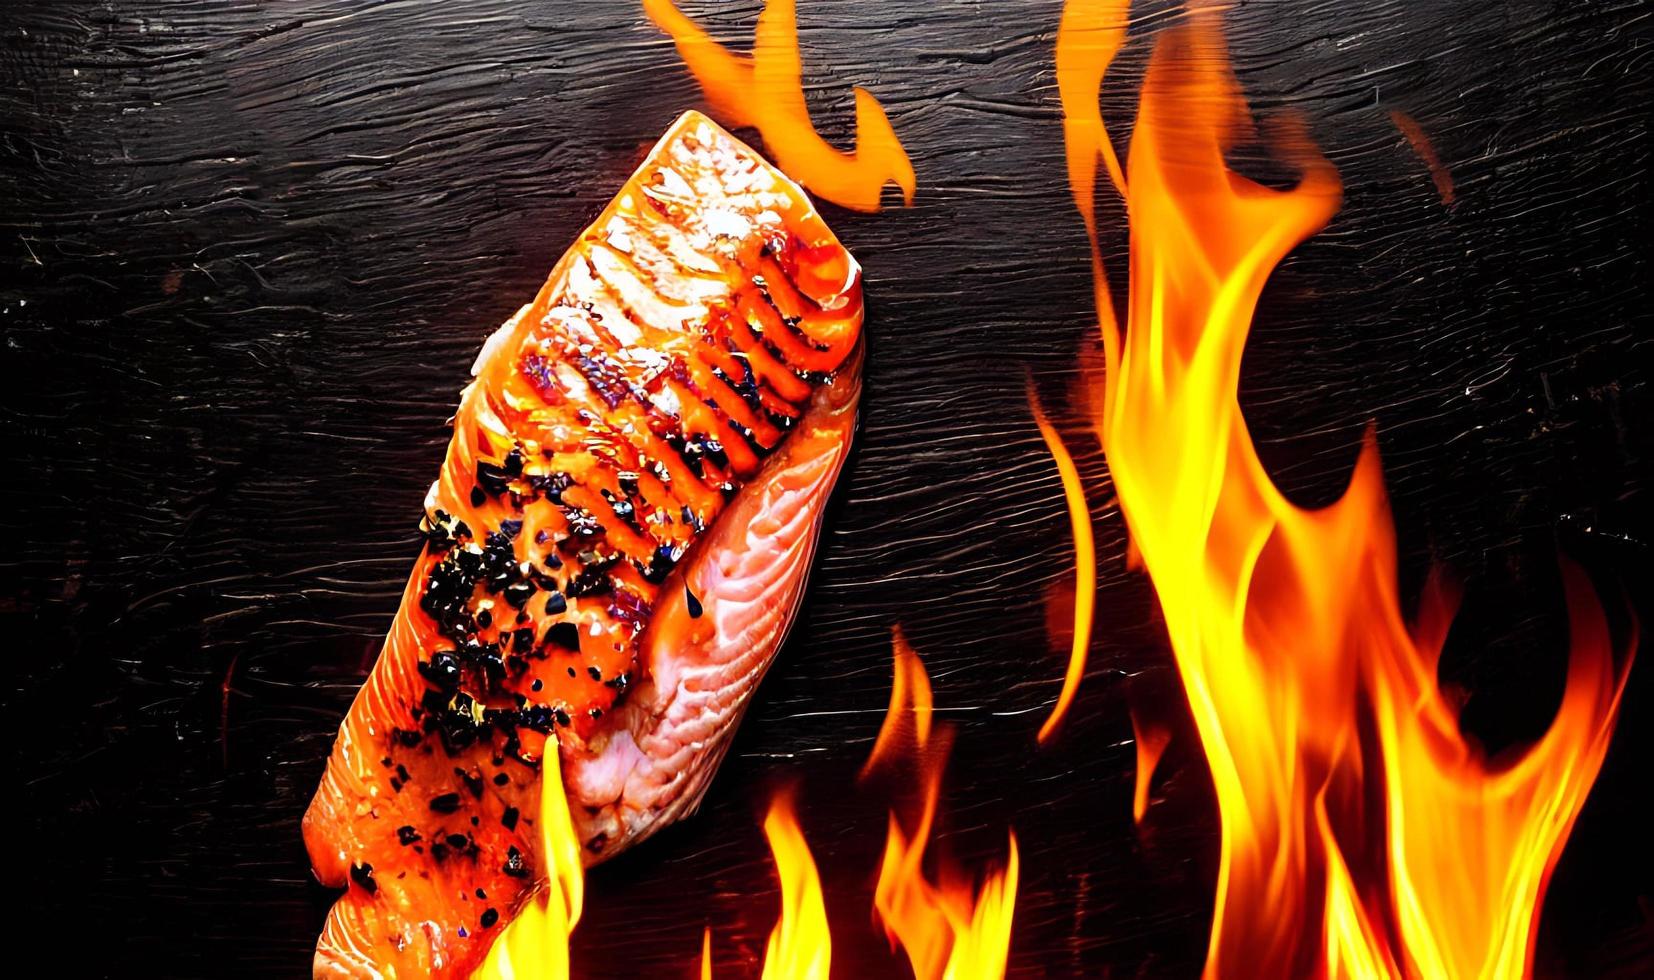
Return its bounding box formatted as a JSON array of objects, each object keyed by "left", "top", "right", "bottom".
[{"left": 304, "top": 110, "right": 863, "bottom": 978}]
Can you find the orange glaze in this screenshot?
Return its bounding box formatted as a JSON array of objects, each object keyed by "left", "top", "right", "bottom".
[{"left": 304, "top": 111, "right": 863, "bottom": 979}]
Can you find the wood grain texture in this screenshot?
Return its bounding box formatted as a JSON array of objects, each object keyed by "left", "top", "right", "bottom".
[{"left": 2, "top": 1, "right": 1648, "bottom": 976}]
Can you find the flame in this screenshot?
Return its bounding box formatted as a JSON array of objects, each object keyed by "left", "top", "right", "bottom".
[
  {"left": 760, "top": 792, "right": 832, "bottom": 980},
  {"left": 1128, "top": 704, "right": 1171, "bottom": 824},
  {"left": 701, "top": 926, "right": 713, "bottom": 980},
  {"left": 643, "top": 0, "right": 915, "bottom": 212},
  {"left": 473, "top": 748, "right": 586, "bottom": 979},
  {"left": 863, "top": 624, "right": 935, "bottom": 776},
  {"left": 866, "top": 630, "right": 1020, "bottom": 980},
  {"left": 1060, "top": 5, "right": 1633, "bottom": 977},
  {"left": 1056, "top": 0, "right": 1133, "bottom": 405},
  {"left": 1029, "top": 379, "right": 1097, "bottom": 743},
  {"left": 1388, "top": 110, "right": 1455, "bottom": 206}
]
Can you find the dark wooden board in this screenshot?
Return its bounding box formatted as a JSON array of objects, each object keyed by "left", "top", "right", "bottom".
[{"left": 2, "top": 1, "right": 1649, "bottom": 976}]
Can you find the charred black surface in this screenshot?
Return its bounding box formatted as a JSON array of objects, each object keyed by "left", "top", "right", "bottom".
[{"left": 1, "top": 1, "right": 1649, "bottom": 977}]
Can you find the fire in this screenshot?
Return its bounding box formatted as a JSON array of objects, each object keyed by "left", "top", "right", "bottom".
[
  {"left": 761, "top": 792, "right": 833, "bottom": 980},
  {"left": 1029, "top": 380, "right": 1097, "bottom": 743},
  {"left": 867, "top": 628, "right": 1020, "bottom": 980},
  {"left": 1388, "top": 110, "right": 1455, "bottom": 207},
  {"left": 863, "top": 624, "right": 935, "bottom": 776},
  {"left": 1128, "top": 704, "right": 1170, "bottom": 825},
  {"left": 1060, "top": 4, "right": 1632, "bottom": 978},
  {"left": 643, "top": 0, "right": 915, "bottom": 212},
  {"left": 473, "top": 748, "right": 586, "bottom": 979}
]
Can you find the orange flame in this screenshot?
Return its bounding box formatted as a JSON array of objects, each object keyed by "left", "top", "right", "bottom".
[
  {"left": 1029, "top": 379, "right": 1097, "bottom": 743},
  {"left": 473, "top": 748, "right": 586, "bottom": 979},
  {"left": 1128, "top": 704, "right": 1171, "bottom": 824},
  {"left": 863, "top": 624, "right": 935, "bottom": 776},
  {"left": 1389, "top": 110, "right": 1455, "bottom": 206},
  {"left": 1061, "top": 5, "right": 1633, "bottom": 977},
  {"left": 761, "top": 792, "right": 832, "bottom": 980},
  {"left": 701, "top": 926, "right": 713, "bottom": 980},
  {"left": 643, "top": 0, "right": 916, "bottom": 212},
  {"left": 1056, "top": 0, "right": 1133, "bottom": 403},
  {"left": 866, "top": 630, "right": 1020, "bottom": 980}
]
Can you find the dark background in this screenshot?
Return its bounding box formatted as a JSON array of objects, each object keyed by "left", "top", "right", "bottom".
[{"left": 3, "top": 1, "right": 1649, "bottom": 976}]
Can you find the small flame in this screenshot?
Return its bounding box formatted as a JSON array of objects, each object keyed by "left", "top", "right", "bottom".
[
  {"left": 1028, "top": 379, "right": 1097, "bottom": 743},
  {"left": 1389, "top": 109, "right": 1455, "bottom": 206},
  {"left": 867, "top": 630, "right": 1020, "bottom": 980},
  {"left": 760, "top": 792, "right": 833, "bottom": 980},
  {"left": 864, "top": 624, "right": 935, "bottom": 776},
  {"left": 701, "top": 926, "right": 713, "bottom": 980},
  {"left": 1128, "top": 704, "right": 1170, "bottom": 825},
  {"left": 1061, "top": 3, "right": 1632, "bottom": 977},
  {"left": 473, "top": 747, "right": 586, "bottom": 979},
  {"left": 643, "top": 0, "right": 916, "bottom": 212}
]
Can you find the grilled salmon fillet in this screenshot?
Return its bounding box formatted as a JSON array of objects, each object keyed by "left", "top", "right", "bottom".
[{"left": 304, "top": 110, "right": 863, "bottom": 978}]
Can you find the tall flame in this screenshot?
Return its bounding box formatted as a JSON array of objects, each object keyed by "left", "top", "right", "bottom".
[
  {"left": 1029, "top": 380, "right": 1097, "bottom": 743},
  {"left": 643, "top": 0, "right": 916, "bottom": 212},
  {"left": 867, "top": 628, "right": 1021, "bottom": 980},
  {"left": 761, "top": 792, "right": 833, "bottom": 980},
  {"left": 1060, "top": 4, "right": 1632, "bottom": 977},
  {"left": 473, "top": 748, "right": 586, "bottom": 979}
]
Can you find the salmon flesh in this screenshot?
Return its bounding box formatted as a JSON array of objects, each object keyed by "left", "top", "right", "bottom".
[{"left": 303, "top": 110, "right": 863, "bottom": 977}]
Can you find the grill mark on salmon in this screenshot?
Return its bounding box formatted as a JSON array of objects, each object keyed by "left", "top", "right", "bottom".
[{"left": 304, "top": 111, "right": 862, "bottom": 978}]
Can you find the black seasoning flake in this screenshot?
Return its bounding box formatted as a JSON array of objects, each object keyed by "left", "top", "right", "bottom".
[
  {"left": 685, "top": 585, "right": 703, "bottom": 618},
  {"left": 503, "top": 579, "right": 537, "bottom": 609},
  {"left": 397, "top": 826, "right": 421, "bottom": 846},
  {"left": 547, "top": 621, "right": 581, "bottom": 652},
  {"left": 457, "top": 767, "right": 485, "bottom": 799},
  {"left": 503, "top": 846, "right": 529, "bottom": 878},
  {"left": 586, "top": 666, "right": 602, "bottom": 681},
  {"left": 639, "top": 544, "right": 679, "bottom": 583},
  {"left": 447, "top": 833, "right": 469, "bottom": 850},
  {"left": 553, "top": 707, "right": 571, "bottom": 728},
  {"left": 588, "top": 707, "right": 603, "bottom": 720},
  {"left": 476, "top": 452, "right": 522, "bottom": 497},
  {"left": 501, "top": 806, "right": 520, "bottom": 832},
  {"left": 481, "top": 908, "right": 500, "bottom": 930},
  {"left": 470, "top": 486, "right": 487, "bottom": 507},
  {"left": 511, "top": 628, "right": 534, "bottom": 654},
  {"left": 493, "top": 772, "right": 510, "bottom": 787},
  {"left": 476, "top": 888, "right": 488, "bottom": 900},
  {"left": 528, "top": 471, "right": 574, "bottom": 504},
  {"left": 429, "top": 793, "right": 462, "bottom": 814},
  {"left": 476, "top": 609, "right": 493, "bottom": 629},
  {"left": 536, "top": 677, "right": 549, "bottom": 690},
  {"left": 565, "top": 564, "right": 612, "bottom": 598},
  {"left": 418, "top": 650, "right": 462, "bottom": 692},
  {"left": 350, "top": 863, "right": 378, "bottom": 895},
  {"left": 543, "top": 592, "right": 568, "bottom": 615}
]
